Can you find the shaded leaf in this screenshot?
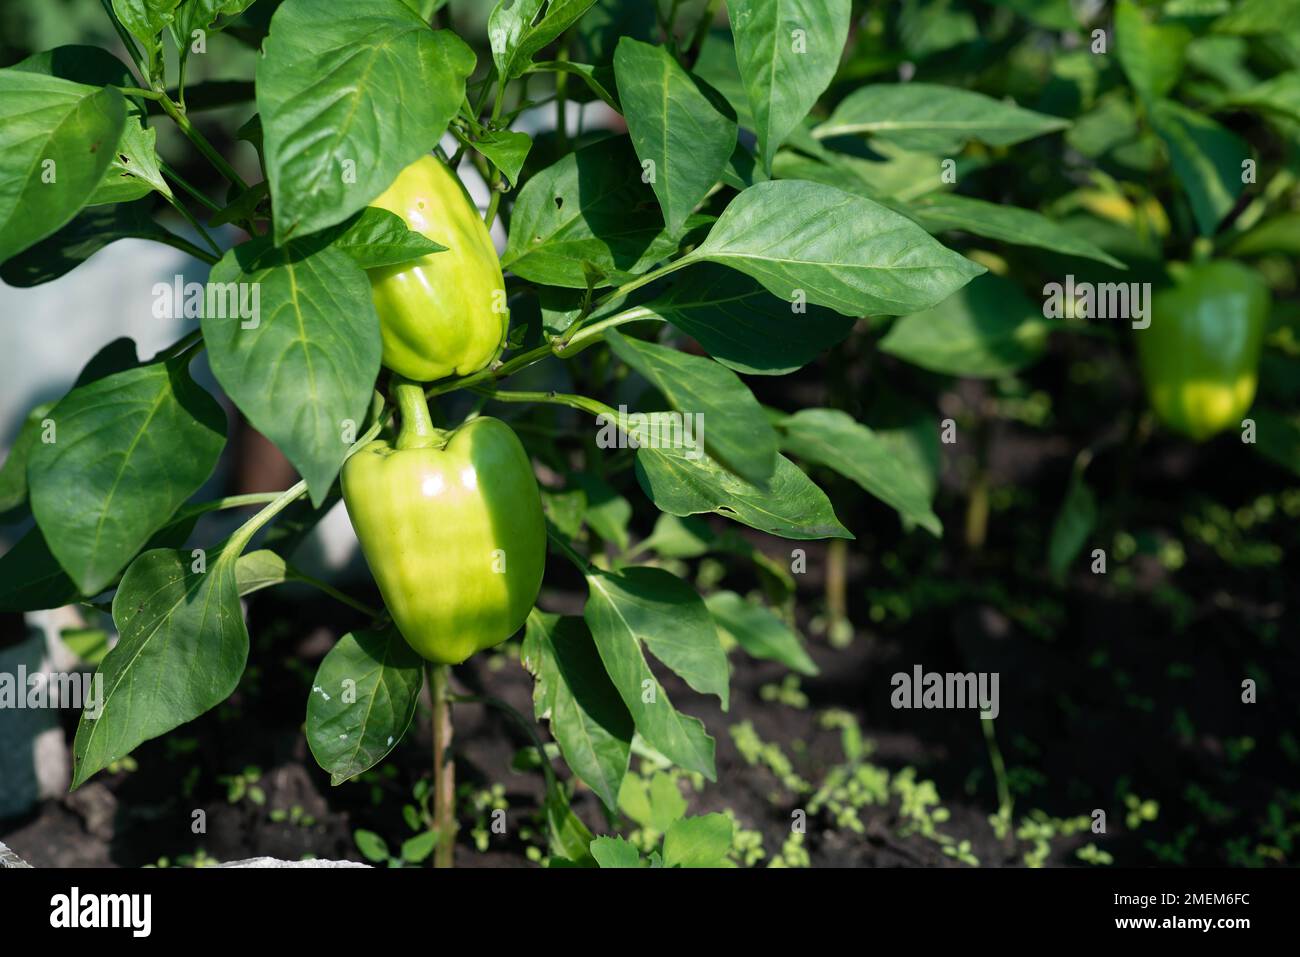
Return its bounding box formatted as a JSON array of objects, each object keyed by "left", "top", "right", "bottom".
[
  {"left": 306, "top": 628, "right": 424, "bottom": 785},
  {"left": 27, "top": 360, "right": 226, "bottom": 595},
  {"left": 614, "top": 38, "right": 737, "bottom": 235},
  {"left": 684, "top": 180, "right": 985, "bottom": 318},
  {"left": 522, "top": 611, "right": 633, "bottom": 810},
  {"left": 879, "top": 273, "right": 1050, "bottom": 378},
  {"left": 729, "top": 0, "right": 851, "bottom": 170},
  {"left": 258, "top": 0, "right": 475, "bottom": 241},
  {"left": 605, "top": 329, "right": 777, "bottom": 485},
  {"left": 816, "top": 83, "right": 1068, "bottom": 151},
  {"left": 778, "top": 408, "right": 942, "bottom": 537},
  {"left": 634, "top": 428, "right": 852, "bottom": 541},
  {"left": 72, "top": 547, "right": 246, "bottom": 788},
  {"left": 705, "top": 590, "right": 817, "bottom": 675},
  {"left": 202, "top": 241, "right": 381, "bottom": 505}
]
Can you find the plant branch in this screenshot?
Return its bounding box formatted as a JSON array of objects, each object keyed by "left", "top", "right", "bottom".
[
  {"left": 685, "top": 0, "right": 724, "bottom": 63},
  {"left": 157, "top": 94, "right": 250, "bottom": 192},
  {"left": 159, "top": 159, "right": 222, "bottom": 213},
  {"left": 100, "top": 0, "right": 149, "bottom": 83},
  {"left": 152, "top": 229, "right": 219, "bottom": 265},
  {"left": 553, "top": 306, "right": 662, "bottom": 355},
  {"left": 428, "top": 663, "right": 456, "bottom": 868},
  {"left": 470, "top": 387, "right": 617, "bottom": 420},
  {"left": 161, "top": 192, "right": 222, "bottom": 259},
  {"left": 586, "top": 258, "right": 693, "bottom": 319}
]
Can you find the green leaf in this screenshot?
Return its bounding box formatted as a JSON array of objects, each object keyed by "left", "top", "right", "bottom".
[
  {"left": 328, "top": 206, "right": 446, "bottom": 270},
  {"left": 633, "top": 265, "right": 855, "bottom": 375},
  {"left": 210, "top": 181, "right": 269, "bottom": 228},
  {"left": 721, "top": 141, "right": 766, "bottom": 191},
  {"left": 353, "top": 829, "right": 390, "bottom": 862},
  {"left": 1115, "top": 0, "right": 1190, "bottom": 104},
  {"left": 573, "top": 0, "right": 656, "bottom": 64},
  {"left": 684, "top": 180, "right": 985, "bottom": 318},
  {"left": 705, "top": 591, "right": 818, "bottom": 676},
  {"left": 501, "top": 136, "right": 681, "bottom": 288},
  {"left": 570, "top": 473, "right": 631, "bottom": 551},
  {"left": 170, "top": 0, "right": 257, "bottom": 55},
  {"left": 590, "top": 835, "right": 642, "bottom": 868},
  {"left": 543, "top": 784, "right": 597, "bottom": 866},
  {"left": 542, "top": 487, "right": 587, "bottom": 538},
  {"left": 12, "top": 45, "right": 171, "bottom": 206},
  {"left": 27, "top": 360, "right": 226, "bottom": 596},
  {"left": 614, "top": 38, "right": 737, "bottom": 236},
  {"left": 778, "top": 408, "right": 942, "bottom": 537},
  {"left": 527, "top": 60, "right": 620, "bottom": 110},
  {"left": 815, "top": 83, "right": 1068, "bottom": 151},
  {"left": 112, "top": 0, "right": 181, "bottom": 41},
  {"left": 75, "top": 337, "right": 141, "bottom": 387},
  {"left": 635, "top": 433, "right": 852, "bottom": 541},
  {"left": 0, "top": 401, "right": 52, "bottom": 514},
  {"left": 473, "top": 128, "right": 533, "bottom": 188},
  {"left": 772, "top": 142, "right": 951, "bottom": 204},
  {"left": 583, "top": 566, "right": 723, "bottom": 778},
  {"left": 638, "top": 513, "right": 714, "bottom": 559},
  {"left": 1212, "top": 0, "right": 1300, "bottom": 35},
  {"left": 879, "top": 273, "right": 1050, "bottom": 378},
  {"left": 202, "top": 241, "right": 381, "bottom": 505},
  {"left": 112, "top": 0, "right": 181, "bottom": 65},
  {"left": 0, "top": 507, "right": 195, "bottom": 614},
  {"left": 590, "top": 566, "right": 728, "bottom": 708},
  {"left": 1220, "top": 71, "right": 1300, "bottom": 125},
  {"left": 489, "top": 0, "right": 598, "bottom": 79},
  {"left": 61, "top": 627, "right": 111, "bottom": 666},
  {"left": 646, "top": 771, "right": 688, "bottom": 833},
  {"left": 400, "top": 829, "right": 438, "bottom": 863},
  {"left": 0, "top": 71, "right": 126, "bottom": 263},
  {"left": 1228, "top": 213, "right": 1300, "bottom": 257},
  {"left": 906, "top": 194, "right": 1125, "bottom": 269},
  {"left": 729, "top": 0, "right": 851, "bottom": 171},
  {"left": 234, "top": 549, "right": 292, "bottom": 596},
  {"left": 1150, "top": 98, "right": 1249, "bottom": 237},
  {"left": 662, "top": 813, "right": 734, "bottom": 867},
  {"left": 0, "top": 200, "right": 175, "bottom": 288},
  {"left": 1248, "top": 406, "right": 1300, "bottom": 477},
  {"left": 71, "top": 547, "right": 246, "bottom": 788},
  {"left": 1047, "top": 468, "right": 1097, "bottom": 584},
  {"left": 605, "top": 329, "right": 777, "bottom": 485},
  {"left": 0, "top": 527, "right": 81, "bottom": 613},
  {"left": 258, "top": 0, "right": 475, "bottom": 242},
  {"left": 693, "top": 28, "right": 754, "bottom": 129},
  {"left": 306, "top": 628, "right": 424, "bottom": 786},
  {"left": 522, "top": 612, "right": 633, "bottom": 810}
]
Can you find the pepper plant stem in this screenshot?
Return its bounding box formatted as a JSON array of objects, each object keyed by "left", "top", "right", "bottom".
[
  {"left": 471, "top": 387, "right": 617, "bottom": 420},
  {"left": 428, "top": 663, "right": 456, "bottom": 868},
  {"left": 394, "top": 378, "right": 447, "bottom": 449},
  {"left": 157, "top": 94, "right": 250, "bottom": 192}
]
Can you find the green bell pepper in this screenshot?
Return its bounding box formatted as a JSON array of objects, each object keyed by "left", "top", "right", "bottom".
[
  {"left": 368, "top": 155, "right": 508, "bottom": 382},
  {"left": 1137, "top": 260, "right": 1270, "bottom": 442},
  {"left": 341, "top": 382, "right": 545, "bottom": 664}
]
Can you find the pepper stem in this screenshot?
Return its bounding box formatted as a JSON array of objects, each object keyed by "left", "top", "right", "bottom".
[
  {"left": 394, "top": 378, "right": 447, "bottom": 450},
  {"left": 428, "top": 663, "right": 456, "bottom": 868}
]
